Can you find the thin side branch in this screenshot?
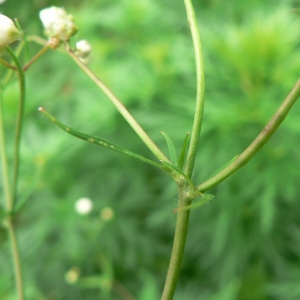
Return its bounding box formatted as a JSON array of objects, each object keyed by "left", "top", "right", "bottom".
[
  {"left": 66, "top": 48, "right": 170, "bottom": 163},
  {"left": 197, "top": 78, "right": 300, "bottom": 192}
]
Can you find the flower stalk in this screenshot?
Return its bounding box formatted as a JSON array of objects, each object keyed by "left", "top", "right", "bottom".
[
  {"left": 66, "top": 47, "right": 170, "bottom": 163},
  {"left": 196, "top": 78, "right": 300, "bottom": 192},
  {"left": 183, "top": 0, "right": 205, "bottom": 178}
]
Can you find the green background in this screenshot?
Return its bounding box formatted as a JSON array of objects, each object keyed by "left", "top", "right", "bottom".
[{"left": 1, "top": 0, "right": 300, "bottom": 299}]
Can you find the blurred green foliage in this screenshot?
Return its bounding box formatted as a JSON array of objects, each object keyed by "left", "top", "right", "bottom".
[{"left": 1, "top": 0, "right": 300, "bottom": 299}]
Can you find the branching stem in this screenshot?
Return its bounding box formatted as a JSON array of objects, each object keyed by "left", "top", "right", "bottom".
[
  {"left": 23, "top": 45, "right": 50, "bottom": 71},
  {"left": 161, "top": 187, "right": 191, "bottom": 300},
  {"left": 6, "top": 47, "right": 26, "bottom": 207},
  {"left": 1, "top": 48, "right": 26, "bottom": 300}
]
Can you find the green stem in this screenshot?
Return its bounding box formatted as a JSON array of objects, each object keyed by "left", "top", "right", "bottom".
[
  {"left": 0, "top": 88, "right": 25, "bottom": 300},
  {"left": 161, "top": 2, "right": 205, "bottom": 297},
  {"left": 66, "top": 47, "right": 169, "bottom": 163},
  {"left": 6, "top": 216, "right": 25, "bottom": 300},
  {"left": 197, "top": 78, "right": 300, "bottom": 192},
  {"left": 23, "top": 45, "right": 50, "bottom": 72},
  {"left": 0, "top": 58, "right": 17, "bottom": 70},
  {"left": 0, "top": 93, "right": 13, "bottom": 211},
  {"left": 6, "top": 47, "right": 26, "bottom": 208},
  {"left": 1, "top": 42, "right": 25, "bottom": 87},
  {"left": 183, "top": 0, "right": 205, "bottom": 178},
  {"left": 161, "top": 186, "right": 191, "bottom": 300}
]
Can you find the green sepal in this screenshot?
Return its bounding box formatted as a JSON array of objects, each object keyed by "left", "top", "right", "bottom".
[
  {"left": 160, "top": 131, "right": 178, "bottom": 165},
  {"left": 39, "top": 107, "right": 167, "bottom": 171},
  {"left": 205, "top": 155, "right": 239, "bottom": 181},
  {"left": 173, "top": 193, "right": 214, "bottom": 213},
  {"left": 177, "top": 132, "right": 191, "bottom": 170}
]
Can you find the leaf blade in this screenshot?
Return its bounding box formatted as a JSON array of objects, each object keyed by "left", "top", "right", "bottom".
[
  {"left": 160, "top": 131, "right": 178, "bottom": 165},
  {"left": 39, "top": 107, "right": 166, "bottom": 170},
  {"left": 177, "top": 132, "right": 191, "bottom": 170}
]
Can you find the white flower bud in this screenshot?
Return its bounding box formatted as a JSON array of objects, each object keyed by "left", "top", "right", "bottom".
[
  {"left": 39, "top": 6, "right": 78, "bottom": 41},
  {"left": 75, "top": 40, "right": 92, "bottom": 59},
  {"left": 75, "top": 197, "right": 93, "bottom": 215},
  {"left": 0, "top": 14, "right": 22, "bottom": 52}
]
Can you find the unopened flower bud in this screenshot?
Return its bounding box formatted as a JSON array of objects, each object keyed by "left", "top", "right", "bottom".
[
  {"left": 75, "top": 40, "right": 92, "bottom": 59},
  {"left": 39, "top": 6, "right": 78, "bottom": 41},
  {"left": 0, "top": 14, "right": 22, "bottom": 55}
]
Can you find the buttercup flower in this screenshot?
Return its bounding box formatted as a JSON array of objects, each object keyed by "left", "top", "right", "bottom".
[
  {"left": 75, "top": 197, "right": 93, "bottom": 215},
  {"left": 0, "top": 14, "right": 22, "bottom": 55},
  {"left": 75, "top": 40, "right": 92, "bottom": 59},
  {"left": 39, "top": 6, "right": 78, "bottom": 41}
]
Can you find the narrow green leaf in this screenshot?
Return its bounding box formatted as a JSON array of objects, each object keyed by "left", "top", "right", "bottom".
[
  {"left": 173, "top": 193, "right": 214, "bottom": 213},
  {"left": 205, "top": 155, "right": 239, "bottom": 181},
  {"left": 160, "top": 131, "right": 177, "bottom": 165},
  {"left": 177, "top": 132, "right": 191, "bottom": 170},
  {"left": 39, "top": 107, "right": 166, "bottom": 170}
]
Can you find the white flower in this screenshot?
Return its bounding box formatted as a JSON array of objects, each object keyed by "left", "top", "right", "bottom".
[
  {"left": 75, "top": 197, "right": 93, "bottom": 215},
  {"left": 75, "top": 40, "right": 92, "bottom": 59},
  {"left": 0, "top": 14, "right": 21, "bottom": 52},
  {"left": 0, "top": 0, "right": 7, "bottom": 4},
  {"left": 39, "top": 6, "right": 78, "bottom": 41}
]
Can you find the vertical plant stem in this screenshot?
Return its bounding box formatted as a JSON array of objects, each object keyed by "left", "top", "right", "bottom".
[
  {"left": 66, "top": 49, "right": 169, "bottom": 163},
  {"left": 0, "top": 93, "right": 13, "bottom": 211},
  {"left": 6, "top": 47, "right": 26, "bottom": 208},
  {"left": 6, "top": 216, "right": 25, "bottom": 300},
  {"left": 161, "top": 187, "right": 191, "bottom": 300},
  {"left": 0, "top": 94, "right": 25, "bottom": 300},
  {"left": 161, "top": 2, "right": 205, "bottom": 298},
  {"left": 183, "top": 0, "right": 205, "bottom": 178},
  {"left": 0, "top": 48, "right": 26, "bottom": 300}
]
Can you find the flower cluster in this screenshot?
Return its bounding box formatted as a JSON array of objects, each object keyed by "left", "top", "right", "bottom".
[
  {"left": 39, "top": 7, "right": 78, "bottom": 42},
  {"left": 0, "top": 14, "right": 21, "bottom": 56}
]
